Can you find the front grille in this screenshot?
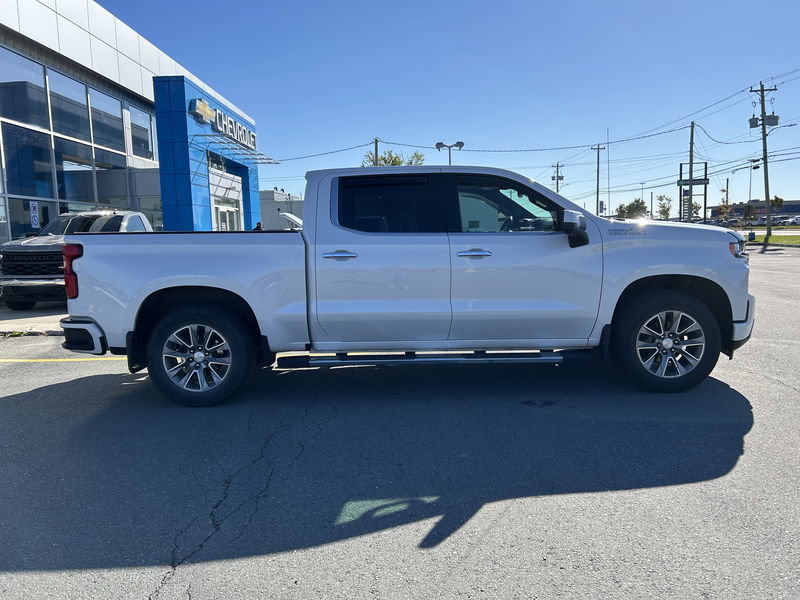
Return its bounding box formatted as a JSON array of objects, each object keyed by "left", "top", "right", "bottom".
[{"left": 1, "top": 252, "right": 64, "bottom": 276}]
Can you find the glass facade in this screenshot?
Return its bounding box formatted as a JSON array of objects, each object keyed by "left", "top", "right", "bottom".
[
  {"left": 94, "top": 148, "right": 128, "bottom": 207},
  {"left": 0, "top": 45, "right": 162, "bottom": 239},
  {"left": 130, "top": 105, "right": 154, "bottom": 159},
  {"left": 54, "top": 137, "right": 94, "bottom": 202},
  {"left": 0, "top": 46, "right": 48, "bottom": 129},
  {"left": 49, "top": 69, "right": 91, "bottom": 141},
  {"left": 89, "top": 88, "right": 125, "bottom": 152},
  {"left": 2, "top": 122, "right": 53, "bottom": 198},
  {"left": 9, "top": 198, "right": 57, "bottom": 239}
]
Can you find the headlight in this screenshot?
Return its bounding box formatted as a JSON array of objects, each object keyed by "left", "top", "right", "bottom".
[{"left": 729, "top": 241, "right": 748, "bottom": 261}]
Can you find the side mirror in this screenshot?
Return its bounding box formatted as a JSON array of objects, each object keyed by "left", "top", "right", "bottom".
[{"left": 561, "top": 210, "right": 589, "bottom": 248}]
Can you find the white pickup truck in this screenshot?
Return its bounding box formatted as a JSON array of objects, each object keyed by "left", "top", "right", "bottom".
[{"left": 60, "top": 166, "right": 754, "bottom": 406}]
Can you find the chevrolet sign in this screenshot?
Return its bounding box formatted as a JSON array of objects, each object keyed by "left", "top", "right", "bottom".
[{"left": 189, "top": 98, "right": 257, "bottom": 150}]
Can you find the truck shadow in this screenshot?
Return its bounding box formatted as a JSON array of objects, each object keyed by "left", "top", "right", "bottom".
[{"left": 0, "top": 359, "right": 753, "bottom": 571}]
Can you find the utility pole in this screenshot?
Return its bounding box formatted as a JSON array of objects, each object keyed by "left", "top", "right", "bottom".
[
  {"left": 750, "top": 81, "right": 778, "bottom": 236},
  {"left": 684, "top": 121, "right": 695, "bottom": 223},
  {"left": 373, "top": 138, "right": 379, "bottom": 166},
  {"left": 551, "top": 163, "right": 564, "bottom": 193},
  {"left": 650, "top": 191, "right": 654, "bottom": 219},
  {"left": 591, "top": 145, "right": 605, "bottom": 215}
]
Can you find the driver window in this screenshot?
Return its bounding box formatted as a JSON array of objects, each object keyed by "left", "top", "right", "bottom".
[{"left": 456, "top": 176, "right": 556, "bottom": 232}]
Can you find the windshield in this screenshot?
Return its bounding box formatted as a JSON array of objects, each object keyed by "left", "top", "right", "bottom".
[{"left": 37, "top": 214, "right": 123, "bottom": 235}]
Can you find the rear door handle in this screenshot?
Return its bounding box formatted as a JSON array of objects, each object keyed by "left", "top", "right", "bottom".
[
  {"left": 456, "top": 249, "right": 493, "bottom": 257},
  {"left": 322, "top": 251, "right": 358, "bottom": 259}
]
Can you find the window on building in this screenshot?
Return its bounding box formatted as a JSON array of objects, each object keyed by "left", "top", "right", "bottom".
[
  {"left": 94, "top": 148, "right": 128, "bottom": 207},
  {"left": 8, "top": 198, "right": 56, "bottom": 238},
  {"left": 48, "top": 70, "right": 91, "bottom": 141},
  {"left": 89, "top": 88, "right": 124, "bottom": 151},
  {"left": 338, "top": 175, "right": 445, "bottom": 233},
  {"left": 54, "top": 137, "right": 95, "bottom": 202},
  {"left": 129, "top": 106, "right": 154, "bottom": 159},
  {"left": 59, "top": 201, "right": 96, "bottom": 215},
  {"left": 2, "top": 123, "right": 54, "bottom": 198},
  {"left": 0, "top": 46, "right": 49, "bottom": 129}
]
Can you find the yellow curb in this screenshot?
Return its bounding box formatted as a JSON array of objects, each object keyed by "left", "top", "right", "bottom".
[{"left": 0, "top": 358, "right": 127, "bottom": 363}]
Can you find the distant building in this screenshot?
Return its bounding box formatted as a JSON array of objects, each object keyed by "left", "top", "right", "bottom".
[
  {"left": 709, "top": 199, "right": 800, "bottom": 219},
  {"left": 259, "top": 189, "right": 303, "bottom": 229}
]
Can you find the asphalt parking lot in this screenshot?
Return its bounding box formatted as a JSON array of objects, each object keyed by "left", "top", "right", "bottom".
[{"left": 0, "top": 248, "right": 798, "bottom": 599}]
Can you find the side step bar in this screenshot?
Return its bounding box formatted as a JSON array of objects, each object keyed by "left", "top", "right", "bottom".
[{"left": 277, "top": 351, "right": 563, "bottom": 369}]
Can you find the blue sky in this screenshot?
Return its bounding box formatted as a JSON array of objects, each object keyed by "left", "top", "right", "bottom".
[{"left": 109, "top": 0, "right": 800, "bottom": 215}]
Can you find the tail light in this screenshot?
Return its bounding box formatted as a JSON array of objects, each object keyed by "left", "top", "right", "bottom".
[{"left": 62, "top": 244, "right": 83, "bottom": 299}]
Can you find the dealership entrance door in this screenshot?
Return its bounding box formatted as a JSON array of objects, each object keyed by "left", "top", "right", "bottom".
[{"left": 210, "top": 168, "right": 243, "bottom": 231}]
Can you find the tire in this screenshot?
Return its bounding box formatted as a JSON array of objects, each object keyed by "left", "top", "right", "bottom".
[
  {"left": 4, "top": 300, "right": 36, "bottom": 311},
  {"left": 612, "top": 291, "right": 721, "bottom": 393},
  {"left": 146, "top": 305, "right": 255, "bottom": 406}
]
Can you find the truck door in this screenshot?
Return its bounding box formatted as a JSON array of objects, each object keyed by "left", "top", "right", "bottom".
[
  {"left": 447, "top": 174, "right": 602, "bottom": 342},
  {"left": 313, "top": 173, "right": 452, "bottom": 343}
]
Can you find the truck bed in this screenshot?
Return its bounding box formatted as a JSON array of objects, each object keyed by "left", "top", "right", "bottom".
[{"left": 64, "top": 231, "right": 309, "bottom": 352}]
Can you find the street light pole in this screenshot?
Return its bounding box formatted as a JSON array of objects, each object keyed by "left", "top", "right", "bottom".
[{"left": 435, "top": 141, "right": 464, "bottom": 165}]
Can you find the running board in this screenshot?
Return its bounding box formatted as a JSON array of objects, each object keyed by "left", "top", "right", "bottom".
[{"left": 277, "top": 351, "right": 563, "bottom": 369}]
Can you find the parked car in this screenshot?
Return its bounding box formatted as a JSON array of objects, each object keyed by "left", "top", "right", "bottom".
[
  {"left": 60, "top": 166, "right": 754, "bottom": 405},
  {"left": 0, "top": 211, "right": 152, "bottom": 310},
  {"left": 778, "top": 216, "right": 800, "bottom": 226}
]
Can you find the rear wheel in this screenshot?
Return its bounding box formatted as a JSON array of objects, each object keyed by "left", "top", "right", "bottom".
[
  {"left": 146, "top": 306, "right": 255, "bottom": 406},
  {"left": 4, "top": 300, "right": 36, "bottom": 311},
  {"left": 612, "top": 291, "right": 721, "bottom": 392}
]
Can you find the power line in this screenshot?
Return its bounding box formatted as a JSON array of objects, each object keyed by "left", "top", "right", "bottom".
[
  {"left": 626, "top": 88, "right": 750, "bottom": 137},
  {"left": 766, "top": 67, "right": 800, "bottom": 83},
  {"left": 277, "top": 142, "right": 373, "bottom": 161},
  {"left": 695, "top": 122, "right": 759, "bottom": 145},
  {"left": 381, "top": 126, "right": 689, "bottom": 155}
]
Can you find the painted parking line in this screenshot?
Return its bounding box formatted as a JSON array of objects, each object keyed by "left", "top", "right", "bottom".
[{"left": 0, "top": 358, "right": 127, "bottom": 363}]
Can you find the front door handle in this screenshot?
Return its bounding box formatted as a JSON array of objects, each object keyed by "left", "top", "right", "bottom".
[
  {"left": 456, "top": 249, "right": 493, "bottom": 257},
  {"left": 322, "top": 250, "right": 358, "bottom": 259}
]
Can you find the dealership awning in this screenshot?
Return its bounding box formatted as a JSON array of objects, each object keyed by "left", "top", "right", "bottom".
[{"left": 189, "top": 133, "right": 279, "bottom": 164}]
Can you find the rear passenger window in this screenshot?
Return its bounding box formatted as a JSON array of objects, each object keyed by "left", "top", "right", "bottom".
[
  {"left": 338, "top": 175, "right": 445, "bottom": 233},
  {"left": 88, "top": 215, "right": 124, "bottom": 232},
  {"left": 126, "top": 216, "right": 146, "bottom": 232}
]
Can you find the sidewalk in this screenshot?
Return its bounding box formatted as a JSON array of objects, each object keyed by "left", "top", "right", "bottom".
[{"left": 0, "top": 301, "right": 67, "bottom": 336}]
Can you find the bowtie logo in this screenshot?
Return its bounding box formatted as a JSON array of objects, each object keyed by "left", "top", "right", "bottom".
[{"left": 189, "top": 98, "right": 215, "bottom": 124}]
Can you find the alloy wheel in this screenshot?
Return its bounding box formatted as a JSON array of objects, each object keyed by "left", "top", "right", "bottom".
[
  {"left": 161, "top": 324, "right": 232, "bottom": 392},
  {"left": 635, "top": 310, "right": 706, "bottom": 379}
]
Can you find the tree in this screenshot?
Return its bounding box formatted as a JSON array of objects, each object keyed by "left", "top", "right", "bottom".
[
  {"left": 624, "top": 198, "right": 648, "bottom": 219},
  {"left": 692, "top": 202, "right": 701, "bottom": 219},
  {"left": 718, "top": 197, "right": 732, "bottom": 222},
  {"left": 361, "top": 149, "right": 425, "bottom": 167},
  {"left": 615, "top": 201, "right": 629, "bottom": 218},
  {"left": 771, "top": 195, "right": 784, "bottom": 210},
  {"left": 656, "top": 195, "right": 672, "bottom": 220}
]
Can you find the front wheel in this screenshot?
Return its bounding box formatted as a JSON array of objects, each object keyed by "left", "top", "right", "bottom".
[
  {"left": 146, "top": 306, "right": 255, "bottom": 406},
  {"left": 612, "top": 291, "right": 721, "bottom": 393}
]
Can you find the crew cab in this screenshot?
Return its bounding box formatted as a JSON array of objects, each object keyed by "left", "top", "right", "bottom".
[
  {"left": 59, "top": 167, "right": 754, "bottom": 405},
  {"left": 0, "top": 210, "right": 152, "bottom": 310}
]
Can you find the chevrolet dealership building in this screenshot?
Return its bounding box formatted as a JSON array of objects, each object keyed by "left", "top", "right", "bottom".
[{"left": 0, "top": 0, "right": 269, "bottom": 242}]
